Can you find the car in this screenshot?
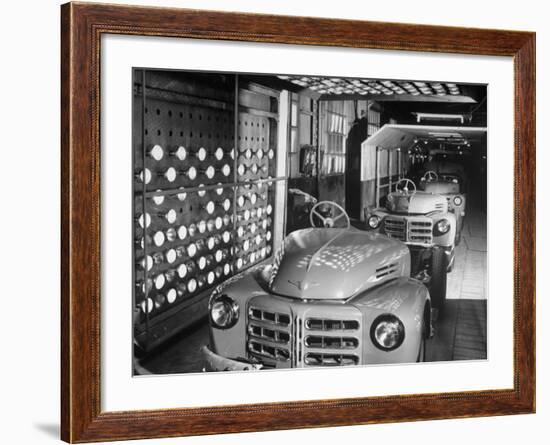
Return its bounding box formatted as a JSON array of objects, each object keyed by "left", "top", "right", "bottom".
[
  {"left": 201, "top": 201, "right": 432, "bottom": 372},
  {"left": 366, "top": 178, "right": 457, "bottom": 313},
  {"left": 419, "top": 170, "right": 466, "bottom": 244}
]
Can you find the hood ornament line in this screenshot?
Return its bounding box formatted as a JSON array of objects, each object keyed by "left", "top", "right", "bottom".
[
  {"left": 288, "top": 279, "right": 320, "bottom": 291},
  {"left": 306, "top": 230, "right": 346, "bottom": 272}
]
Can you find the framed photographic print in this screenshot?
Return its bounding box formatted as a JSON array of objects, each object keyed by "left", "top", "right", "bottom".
[{"left": 61, "top": 2, "right": 535, "bottom": 442}]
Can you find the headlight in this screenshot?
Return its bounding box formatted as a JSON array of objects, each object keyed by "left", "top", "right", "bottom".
[
  {"left": 453, "top": 196, "right": 463, "bottom": 206},
  {"left": 433, "top": 219, "right": 451, "bottom": 236},
  {"left": 368, "top": 215, "right": 381, "bottom": 229},
  {"left": 209, "top": 294, "right": 239, "bottom": 329},
  {"left": 370, "top": 314, "right": 405, "bottom": 351}
]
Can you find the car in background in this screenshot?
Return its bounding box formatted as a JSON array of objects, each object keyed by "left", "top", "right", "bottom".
[
  {"left": 366, "top": 179, "right": 457, "bottom": 313},
  {"left": 202, "top": 201, "right": 432, "bottom": 371},
  {"left": 419, "top": 170, "right": 466, "bottom": 244}
]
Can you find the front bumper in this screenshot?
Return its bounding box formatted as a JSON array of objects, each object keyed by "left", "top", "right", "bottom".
[{"left": 201, "top": 345, "right": 263, "bottom": 372}]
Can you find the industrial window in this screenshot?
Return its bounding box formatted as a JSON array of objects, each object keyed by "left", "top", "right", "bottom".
[{"left": 319, "top": 102, "right": 348, "bottom": 176}]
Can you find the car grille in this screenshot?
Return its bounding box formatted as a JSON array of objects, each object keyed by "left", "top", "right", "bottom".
[
  {"left": 247, "top": 307, "right": 292, "bottom": 363},
  {"left": 384, "top": 216, "right": 433, "bottom": 245},
  {"left": 303, "top": 316, "right": 360, "bottom": 367},
  {"left": 304, "top": 353, "right": 359, "bottom": 366},
  {"left": 384, "top": 216, "right": 406, "bottom": 241},
  {"left": 247, "top": 302, "right": 361, "bottom": 367}
]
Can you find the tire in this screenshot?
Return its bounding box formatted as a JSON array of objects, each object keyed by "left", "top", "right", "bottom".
[
  {"left": 416, "top": 322, "right": 426, "bottom": 362},
  {"left": 429, "top": 247, "right": 448, "bottom": 315}
]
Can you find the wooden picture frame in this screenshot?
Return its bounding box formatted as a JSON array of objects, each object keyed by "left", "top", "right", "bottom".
[{"left": 61, "top": 2, "right": 535, "bottom": 442}]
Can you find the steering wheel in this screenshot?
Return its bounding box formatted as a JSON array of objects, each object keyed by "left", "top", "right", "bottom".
[
  {"left": 310, "top": 201, "right": 350, "bottom": 229},
  {"left": 422, "top": 170, "right": 438, "bottom": 182},
  {"left": 395, "top": 178, "right": 417, "bottom": 195}
]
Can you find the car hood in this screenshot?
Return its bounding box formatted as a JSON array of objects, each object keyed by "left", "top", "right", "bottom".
[
  {"left": 269, "top": 228, "right": 409, "bottom": 300},
  {"left": 422, "top": 181, "right": 460, "bottom": 195},
  {"left": 387, "top": 192, "right": 448, "bottom": 214}
]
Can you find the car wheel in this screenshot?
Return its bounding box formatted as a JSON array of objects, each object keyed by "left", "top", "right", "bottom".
[
  {"left": 416, "top": 321, "right": 427, "bottom": 362},
  {"left": 429, "top": 247, "right": 448, "bottom": 316}
]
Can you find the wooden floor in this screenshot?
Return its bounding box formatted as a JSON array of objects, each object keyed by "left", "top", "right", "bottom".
[{"left": 140, "top": 206, "right": 487, "bottom": 374}]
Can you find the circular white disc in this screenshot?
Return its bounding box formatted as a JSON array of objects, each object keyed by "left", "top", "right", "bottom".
[
  {"left": 198, "top": 220, "right": 206, "bottom": 233},
  {"left": 150, "top": 144, "right": 164, "bottom": 161},
  {"left": 224, "top": 264, "right": 231, "bottom": 275},
  {"left": 197, "top": 147, "right": 207, "bottom": 161},
  {"left": 154, "top": 274, "right": 165, "bottom": 289},
  {"left": 238, "top": 164, "right": 245, "bottom": 176},
  {"left": 215, "top": 147, "right": 224, "bottom": 160},
  {"left": 165, "top": 167, "right": 177, "bottom": 182},
  {"left": 207, "top": 271, "right": 215, "bottom": 284},
  {"left": 166, "top": 249, "right": 176, "bottom": 263},
  {"left": 142, "top": 255, "right": 153, "bottom": 271},
  {"left": 206, "top": 201, "right": 215, "bottom": 214},
  {"left": 177, "top": 263, "right": 188, "bottom": 278},
  {"left": 152, "top": 193, "right": 165, "bottom": 205},
  {"left": 207, "top": 237, "right": 215, "bottom": 250},
  {"left": 188, "top": 278, "right": 197, "bottom": 293},
  {"left": 215, "top": 250, "right": 223, "bottom": 262},
  {"left": 206, "top": 165, "right": 215, "bottom": 179},
  {"left": 188, "top": 166, "right": 197, "bottom": 180},
  {"left": 138, "top": 213, "right": 151, "bottom": 228},
  {"left": 177, "top": 225, "right": 187, "bottom": 240},
  {"left": 215, "top": 217, "right": 223, "bottom": 229},
  {"left": 166, "top": 288, "right": 177, "bottom": 303},
  {"left": 187, "top": 243, "right": 197, "bottom": 257},
  {"left": 165, "top": 209, "right": 177, "bottom": 224},
  {"left": 166, "top": 228, "right": 177, "bottom": 242},
  {"left": 141, "top": 298, "right": 154, "bottom": 314},
  {"left": 223, "top": 199, "right": 231, "bottom": 211},
  {"left": 175, "top": 146, "right": 187, "bottom": 160},
  {"left": 139, "top": 168, "right": 152, "bottom": 184},
  {"left": 222, "top": 164, "right": 231, "bottom": 176},
  {"left": 153, "top": 231, "right": 165, "bottom": 247}
]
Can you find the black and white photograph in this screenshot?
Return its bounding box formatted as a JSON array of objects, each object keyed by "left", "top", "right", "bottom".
[{"left": 132, "top": 69, "right": 487, "bottom": 375}]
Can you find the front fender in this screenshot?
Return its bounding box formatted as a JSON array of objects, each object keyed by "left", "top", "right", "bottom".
[
  {"left": 432, "top": 212, "right": 457, "bottom": 247},
  {"left": 207, "top": 265, "right": 271, "bottom": 360},
  {"left": 351, "top": 277, "right": 430, "bottom": 364}
]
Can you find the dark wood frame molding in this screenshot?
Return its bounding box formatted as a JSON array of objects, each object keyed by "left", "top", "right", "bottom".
[{"left": 61, "top": 2, "right": 536, "bottom": 442}]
